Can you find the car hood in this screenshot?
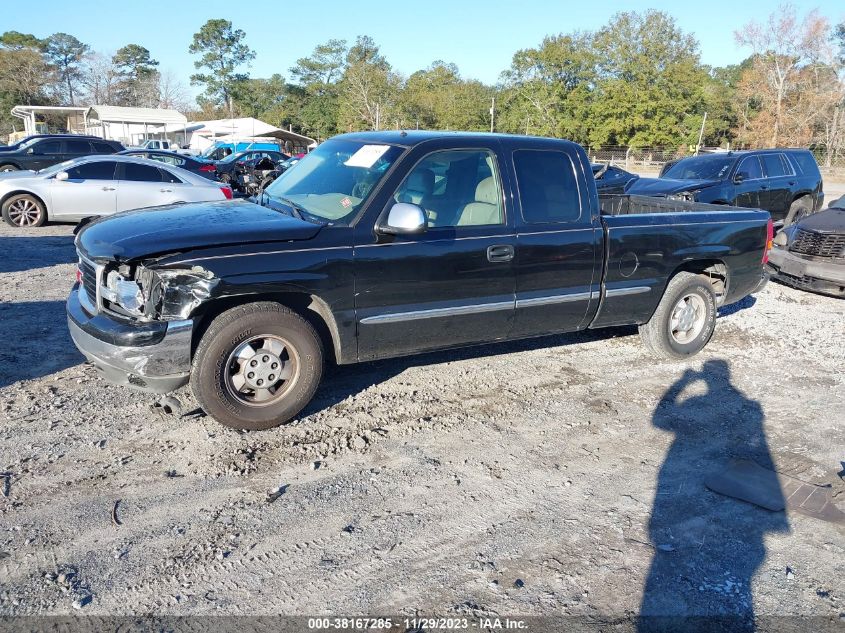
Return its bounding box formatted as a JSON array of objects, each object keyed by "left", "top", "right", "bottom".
[
  {"left": 794, "top": 206, "right": 845, "bottom": 234},
  {"left": 625, "top": 177, "right": 717, "bottom": 195},
  {"left": 77, "top": 199, "right": 324, "bottom": 262}
]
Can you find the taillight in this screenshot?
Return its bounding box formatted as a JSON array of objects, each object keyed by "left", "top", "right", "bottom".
[
  {"left": 76, "top": 266, "right": 82, "bottom": 284},
  {"left": 220, "top": 186, "right": 233, "bottom": 200},
  {"left": 762, "top": 217, "right": 774, "bottom": 264},
  {"left": 199, "top": 164, "right": 215, "bottom": 172}
]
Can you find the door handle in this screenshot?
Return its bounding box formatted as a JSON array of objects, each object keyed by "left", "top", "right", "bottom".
[
  {"left": 160, "top": 188, "right": 173, "bottom": 193},
  {"left": 760, "top": 184, "right": 769, "bottom": 190},
  {"left": 101, "top": 186, "right": 115, "bottom": 191},
  {"left": 487, "top": 244, "right": 514, "bottom": 262},
  {"left": 788, "top": 181, "right": 796, "bottom": 186}
]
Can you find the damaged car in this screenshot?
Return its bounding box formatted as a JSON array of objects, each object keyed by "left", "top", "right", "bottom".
[
  {"left": 68, "top": 131, "right": 771, "bottom": 431},
  {"left": 766, "top": 197, "right": 845, "bottom": 297}
]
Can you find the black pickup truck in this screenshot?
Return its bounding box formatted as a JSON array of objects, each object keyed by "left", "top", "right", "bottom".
[{"left": 67, "top": 132, "right": 772, "bottom": 430}]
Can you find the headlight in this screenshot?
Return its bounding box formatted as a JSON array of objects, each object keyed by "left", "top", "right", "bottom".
[
  {"left": 772, "top": 231, "right": 788, "bottom": 248},
  {"left": 102, "top": 270, "right": 144, "bottom": 315},
  {"left": 668, "top": 191, "right": 695, "bottom": 202}
]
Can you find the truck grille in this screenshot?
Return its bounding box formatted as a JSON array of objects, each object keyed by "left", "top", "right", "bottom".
[
  {"left": 79, "top": 256, "right": 98, "bottom": 304},
  {"left": 789, "top": 230, "right": 845, "bottom": 258}
]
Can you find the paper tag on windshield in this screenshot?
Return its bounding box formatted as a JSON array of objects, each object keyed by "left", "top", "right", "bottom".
[{"left": 344, "top": 144, "right": 389, "bottom": 168}]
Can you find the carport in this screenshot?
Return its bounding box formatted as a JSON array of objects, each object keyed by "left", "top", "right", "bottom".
[{"left": 84, "top": 105, "right": 187, "bottom": 145}]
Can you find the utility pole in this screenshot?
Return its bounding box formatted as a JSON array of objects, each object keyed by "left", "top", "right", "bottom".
[
  {"left": 490, "top": 97, "right": 495, "bottom": 133},
  {"left": 375, "top": 103, "right": 380, "bottom": 131},
  {"left": 695, "top": 112, "right": 708, "bottom": 155}
]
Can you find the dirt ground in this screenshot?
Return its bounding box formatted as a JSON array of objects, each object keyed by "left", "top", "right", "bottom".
[{"left": 0, "top": 220, "right": 843, "bottom": 630}]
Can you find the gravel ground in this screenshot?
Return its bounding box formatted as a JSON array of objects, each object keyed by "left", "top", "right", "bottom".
[{"left": 0, "top": 221, "right": 843, "bottom": 629}]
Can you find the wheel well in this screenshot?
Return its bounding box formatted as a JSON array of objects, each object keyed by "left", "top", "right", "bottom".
[
  {"left": 790, "top": 192, "right": 812, "bottom": 205},
  {"left": 670, "top": 260, "right": 728, "bottom": 305},
  {"left": 190, "top": 292, "right": 341, "bottom": 365},
  {"left": 1, "top": 190, "right": 48, "bottom": 215}
]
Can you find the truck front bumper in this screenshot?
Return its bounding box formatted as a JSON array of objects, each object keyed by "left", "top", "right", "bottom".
[
  {"left": 766, "top": 248, "right": 845, "bottom": 298},
  {"left": 67, "top": 285, "right": 193, "bottom": 393}
]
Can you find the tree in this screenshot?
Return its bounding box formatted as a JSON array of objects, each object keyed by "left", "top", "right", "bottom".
[
  {"left": 189, "top": 19, "right": 255, "bottom": 113},
  {"left": 499, "top": 33, "right": 596, "bottom": 141},
  {"left": 113, "top": 44, "right": 159, "bottom": 106},
  {"left": 734, "top": 6, "right": 835, "bottom": 146},
  {"left": 288, "top": 39, "right": 348, "bottom": 139},
  {"left": 80, "top": 52, "right": 121, "bottom": 105},
  {"left": 589, "top": 10, "right": 708, "bottom": 147},
  {"left": 0, "top": 31, "right": 43, "bottom": 51},
  {"left": 43, "top": 33, "right": 89, "bottom": 105},
  {"left": 401, "top": 61, "right": 492, "bottom": 131},
  {"left": 338, "top": 36, "right": 400, "bottom": 131}
]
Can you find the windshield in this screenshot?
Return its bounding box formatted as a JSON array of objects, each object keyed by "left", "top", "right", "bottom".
[
  {"left": 662, "top": 155, "right": 735, "bottom": 181},
  {"left": 263, "top": 138, "right": 404, "bottom": 224},
  {"left": 218, "top": 151, "right": 246, "bottom": 164}
]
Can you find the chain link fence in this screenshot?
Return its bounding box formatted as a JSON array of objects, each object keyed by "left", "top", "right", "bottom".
[{"left": 587, "top": 146, "right": 845, "bottom": 178}]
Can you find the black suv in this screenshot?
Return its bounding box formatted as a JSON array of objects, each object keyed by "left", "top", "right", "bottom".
[
  {"left": 0, "top": 136, "right": 124, "bottom": 172},
  {"left": 627, "top": 149, "right": 824, "bottom": 225}
]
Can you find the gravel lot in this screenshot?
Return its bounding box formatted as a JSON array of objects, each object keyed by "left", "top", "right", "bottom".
[{"left": 0, "top": 220, "right": 843, "bottom": 628}]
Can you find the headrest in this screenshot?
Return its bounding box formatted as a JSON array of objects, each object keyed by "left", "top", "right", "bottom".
[
  {"left": 475, "top": 176, "right": 498, "bottom": 205},
  {"left": 406, "top": 168, "right": 434, "bottom": 193}
]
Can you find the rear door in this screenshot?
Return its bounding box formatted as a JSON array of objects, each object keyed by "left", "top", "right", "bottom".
[
  {"left": 63, "top": 139, "right": 94, "bottom": 162},
  {"left": 759, "top": 152, "right": 794, "bottom": 221},
  {"left": 49, "top": 160, "right": 118, "bottom": 219},
  {"left": 354, "top": 141, "right": 517, "bottom": 360},
  {"left": 115, "top": 162, "right": 172, "bottom": 211},
  {"left": 509, "top": 145, "right": 602, "bottom": 337},
  {"left": 732, "top": 155, "right": 763, "bottom": 209}
]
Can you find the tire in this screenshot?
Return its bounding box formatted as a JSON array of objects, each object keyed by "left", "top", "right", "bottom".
[
  {"left": 191, "top": 302, "right": 324, "bottom": 431},
  {"left": 783, "top": 197, "right": 812, "bottom": 227},
  {"left": 2, "top": 193, "right": 47, "bottom": 227},
  {"left": 0, "top": 165, "right": 18, "bottom": 173},
  {"left": 638, "top": 272, "right": 717, "bottom": 360}
]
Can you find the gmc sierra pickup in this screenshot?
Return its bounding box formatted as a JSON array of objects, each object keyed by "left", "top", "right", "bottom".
[{"left": 67, "top": 132, "right": 772, "bottom": 430}]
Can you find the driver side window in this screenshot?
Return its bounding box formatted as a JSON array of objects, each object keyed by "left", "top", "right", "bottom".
[
  {"left": 737, "top": 156, "right": 763, "bottom": 180},
  {"left": 392, "top": 150, "right": 503, "bottom": 227}
]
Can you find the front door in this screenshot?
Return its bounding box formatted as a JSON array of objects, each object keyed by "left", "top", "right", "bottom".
[
  {"left": 49, "top": 160, "right": 118, "bottom": 220},
  {"left": 27, "top": 139, "right": 63, "bottom": 170},
  {"left": 354, "top": 145, "right": 516, "bottom": 361},
  {"left": 732, "top": 155, "right": 763, "bottom": 209}
]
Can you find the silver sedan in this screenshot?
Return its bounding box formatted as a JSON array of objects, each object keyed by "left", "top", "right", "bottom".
[{"left": 0, "top": 155, "right": 233, "bottom": 228}]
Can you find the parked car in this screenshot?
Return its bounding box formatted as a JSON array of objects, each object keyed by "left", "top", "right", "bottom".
[
  {"left": 199, "top": 141, "right": 282, "bottom": 161},
  {"left": 119, "top": 149, "right": 218, "bottom": 179},
  {"left": 627, "top": 149, "right": 823, "bottom": 225},
  {"left": 766, "top": 196, "right": 845, "bottom": 297},
  {"left": 592, "top": 163, "right": 639, "bottom": 193},
  {"left": 214, "top": 150, "right": 289, "bottom": 184},
  {"left": 0, "top": 155, "right": 233, "bottom": 228},
  {"left": 132, "top": 139, "right": 176, "bottom": 151},
  {"left": 0, "top": 136, "right": 124, "bottom": 173},
  {"left": 67, "top": 132, "right": 771, "bottom": 431},
  {"left": 1, "top": 134, "right": 109, "bottom": 152}
]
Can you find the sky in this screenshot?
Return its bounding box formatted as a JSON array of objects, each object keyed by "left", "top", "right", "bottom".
[{"left": 5, "top": 0, "right": 845, "bottom": 98}]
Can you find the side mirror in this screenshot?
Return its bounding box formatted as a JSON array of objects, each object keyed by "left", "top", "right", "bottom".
[
  {"left": 56, "top": 171, "right": 69, "bottom": 181},
  {"left": 27, "top": 148, "right": 35, "bottom": 155},
  {"left": 734, "top": 172, "right": 748, "bottom": 184},
  {"left": 379, "top": 202, "right": 427, "bottom": 235}
]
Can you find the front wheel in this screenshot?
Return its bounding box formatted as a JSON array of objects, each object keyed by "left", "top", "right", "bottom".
[
  {"left": 0, "top": 165, "right": 18, "bottom": 173},
  {"left": 2, "top": 193, "right": 46, "bottom": 227},
  {"left": 191, "top": 302, "right": 324, "bottom": 430},
  {"left": 639, "top": 272, "right": 717, "bottom": 360}
]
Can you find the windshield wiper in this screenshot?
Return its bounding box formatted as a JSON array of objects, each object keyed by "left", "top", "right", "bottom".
[{"left": 276, "top": 196, "right": 304, "bottom": 220}]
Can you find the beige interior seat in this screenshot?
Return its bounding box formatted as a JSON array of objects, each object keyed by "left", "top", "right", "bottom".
[
  {"left": 457, "top": 177, "right": 501, "bottom": 226},
  {"left": 398, "top": 168, "right": 434, "bottom": 206}
]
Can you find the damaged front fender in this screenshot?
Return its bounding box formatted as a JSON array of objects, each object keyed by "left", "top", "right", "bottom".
[{"left": 144, "top": 265, "right": 221, "bottom": 321}]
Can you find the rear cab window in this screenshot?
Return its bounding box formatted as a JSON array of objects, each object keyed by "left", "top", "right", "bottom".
[{"left": 513, "top": 150, "right": 582, "bottom": 224}]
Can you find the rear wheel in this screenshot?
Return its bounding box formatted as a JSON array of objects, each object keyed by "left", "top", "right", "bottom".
[
  {"left": 191, "top": 302, "right": 324, "bottom": 431},
  {"left": 639, "top": 272, "right": 717, "bottom": 360},
  {"left": 0, "top": 165, "right": 18, "bottom": 173},
  {"left": 783, "top": 197, "right": 812, "bottom": 226},
  {"left": 2, "top": 193, "right": 46, "bottom": 227}
]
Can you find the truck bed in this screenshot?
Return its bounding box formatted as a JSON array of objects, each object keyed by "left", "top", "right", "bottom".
[{"left": 599, "top": 194, "right": 748, "bottom": 216}]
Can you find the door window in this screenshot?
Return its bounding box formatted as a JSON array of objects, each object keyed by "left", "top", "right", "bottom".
[
  {"left": 513, "top": 150, "right": 581, "bottom": 223},
  {"left": 65, "top": 140, "right": 92, "bottom": 154},
  {"left": 159, "top": 167, "right": 182, "bottom": 184},
  {"left": 393, "top": 150, "right": 503, "bottom": 227},
  {"left": 92, "top": 141, "right": 117, "bottom": 153},
  {"left": 123, "top": 163, "right": 166, "bottom": 182},
  {"left": 66, "top": 161, "right": 117, "bottom": 180},
  {"left": 737, "top": 156, "right": 763, "bottom": 180},
  {"left": 761, "top": 154, "right": 787, "bottom": 178},
  {"left": 33, "top": 140, "right": 61, "bottom": 154}
]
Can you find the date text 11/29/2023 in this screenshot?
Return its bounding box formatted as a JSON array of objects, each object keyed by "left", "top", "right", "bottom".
[{"left": 307, "top": 617, "right": 529, "bottom": 630}]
